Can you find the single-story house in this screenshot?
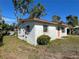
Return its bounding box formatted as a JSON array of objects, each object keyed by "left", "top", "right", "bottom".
[{"left": 18, "top": 18, "right": 67, "bottom": 45}]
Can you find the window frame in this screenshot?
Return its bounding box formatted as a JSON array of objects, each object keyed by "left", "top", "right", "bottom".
[
  {"left": 25, "top": 25, "right": 30, "bottom": 32},
  {"left": 43, "top": 25, "right": 48, "bottom": 32},
  {"left": 61, "top": 27, "right": 65, "bottom": 33}
]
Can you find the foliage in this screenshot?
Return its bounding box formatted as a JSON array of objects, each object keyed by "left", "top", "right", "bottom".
[
  {"left": 12, "top": 0, "right": 33, "bottom": 19},
  {"left": 0, "top": 31, "right": 3, "bottom": 46},
  {"left": 13, "top": 0, "right": 46, "bottom": 21},
  {"left": 72, "top": 16, "right": 78, "bottom": 26},
  {"left": 0, "top": 8, "right": 2, "bottom": 20},
  {"left": 66, "top": 15, "right": 78, "bottom": 27},
  {"left": 1, "top": 23, "right": 13, "bottom": 30},
  {"left": 1, "top": 35, "right": 79, "bottom": 58},
  {"left": 52, "top": 15, "right": 61, "bottom": 22},
  {"left": 48, "top": 35, "right": 79, "bottom": 53},
  {"left": 37, "top": 35, "right": 50, "bottom": 45},
  {"left": 2, "top": 24, "right": 9, "bottom": 29},
  {"left": 0, "top": 9, "right": 4, "bottom": 46},
  {"left": 29, "top": 3, "right": 46, "bottom": 19}
]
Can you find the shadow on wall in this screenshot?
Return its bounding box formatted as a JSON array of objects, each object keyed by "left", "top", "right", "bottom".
[{"left": 25, "top": 25, "right": 34, "bottom": 35}]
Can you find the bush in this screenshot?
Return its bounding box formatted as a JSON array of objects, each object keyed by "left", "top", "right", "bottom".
[
  {"left": 37, "top": 35, "right": 51, "bottom": 45},
  {"left": 0, "top": 34, "right": 3, "bottom": 46}
]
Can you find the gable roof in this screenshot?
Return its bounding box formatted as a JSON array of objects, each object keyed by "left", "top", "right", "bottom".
[{"left": 19, "top": 18, "right": 67, "bottom": 27}]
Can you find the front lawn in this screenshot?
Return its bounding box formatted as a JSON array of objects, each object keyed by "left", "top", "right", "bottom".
[
  {"left": 48, "top": 35, "right": 79, "bottom": 53},
  {"left": 0, "top": 35, "right": 79, "bottom": 59}
]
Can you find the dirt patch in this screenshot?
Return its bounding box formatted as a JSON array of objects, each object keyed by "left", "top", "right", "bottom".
[{"left": 0, "top": 36, "right": 79, "bottom": 59}]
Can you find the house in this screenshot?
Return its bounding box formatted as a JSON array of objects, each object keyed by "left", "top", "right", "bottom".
[{"left": 18, "top": 18, "right": 67, "bottom": 45}]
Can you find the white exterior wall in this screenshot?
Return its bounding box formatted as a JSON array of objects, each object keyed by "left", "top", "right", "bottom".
[
  {"left": 25, "top": 25, "right": 36, "bottom": 45},
  {"left": 34, "top": 25, "right": 44, "bottom": 45},
  {"left": 35, "top": 25, "right": 43, "bottom": 38},
  {"left": 18, "top": 22, "right": 37, "bottom": 45},
  {"left": 34, "top": 25, "right": 60, "bottom": 43},
  {"left": 18, "top": 23, "right": 67, "bottom": 45},
  {"left": 34, "top": 25, "right": 67, "bottom": 45},
  {"left": 18, "top": 28, "right": 26, "bottom": 40},
  {"left": 47, "top": 26, "right": 58, "bottom": 40},
  {"left": 61, "top": 28, "right": 67, "bottom": 37}
]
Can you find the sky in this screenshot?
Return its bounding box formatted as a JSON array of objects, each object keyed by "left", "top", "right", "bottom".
[{"left": 0, "top": 0, "right": 79, "bottom": 24}]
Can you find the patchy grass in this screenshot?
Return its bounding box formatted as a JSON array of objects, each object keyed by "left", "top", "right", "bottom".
[
  {"left": 0, "top": 35, "right": 79, "bottom": 59},
  {"left": 0, "top": 36, "right": 36, "bottom": 59},
  {"left": 47, "top": 35, "right": 79, "bottom": 53}
]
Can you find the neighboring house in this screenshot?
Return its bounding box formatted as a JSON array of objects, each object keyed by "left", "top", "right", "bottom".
[{"left": 18, "top": 18, "right": 67, "bottom": 45}]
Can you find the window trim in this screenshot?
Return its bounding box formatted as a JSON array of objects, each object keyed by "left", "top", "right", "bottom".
[
  {"left": 43, "top": 25, "right": 48, "bottom": 32},
  {"left": 61, "top": 27, "right": 65, "bottom": 33},
  {"left": 25, "top": 25, "right": 30, "bottom": 34}
]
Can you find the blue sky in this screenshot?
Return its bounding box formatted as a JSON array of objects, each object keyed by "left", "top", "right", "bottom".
[{"left": 0, "top": 0, "right": 79, "bottom": 24}]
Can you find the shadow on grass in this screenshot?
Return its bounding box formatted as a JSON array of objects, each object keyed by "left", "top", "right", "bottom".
[{"left": 0, "top": 43, "right": 4, "bottom": 47}]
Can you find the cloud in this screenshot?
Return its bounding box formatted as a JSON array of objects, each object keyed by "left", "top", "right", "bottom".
[{"left": 2, "top": 17, "right": 17, "bottom": 24}]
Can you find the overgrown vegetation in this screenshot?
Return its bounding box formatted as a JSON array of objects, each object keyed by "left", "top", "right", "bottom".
[
  {"left": 0, "top": 35, "right": 79, "bottom": 59},
  {"left": 48, "top": 35, "right": 79, "bottom": 53},
  {"left": 37, "top": 35, "right": 50, "bottom": 45}
]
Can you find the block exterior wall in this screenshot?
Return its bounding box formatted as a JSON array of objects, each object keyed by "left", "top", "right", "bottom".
[
  {"left": 18, "top": 24, "right": 67, "bottom": 45},
  {"left": 34, "top": 25, "right": 67, "bottom": 42},
  {"left": 18, "top": 22, "right": 37, "bottom": 45}
]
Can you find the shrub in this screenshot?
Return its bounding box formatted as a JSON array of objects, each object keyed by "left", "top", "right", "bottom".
[
  {"left": 37, "top": 35, "right": 51, "bottom": 45},
  {"left": 0, "top": 33, "right": 3, "bottom": 46}
]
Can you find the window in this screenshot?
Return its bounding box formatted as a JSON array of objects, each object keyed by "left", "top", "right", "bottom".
[
  {"left": 43, "top": 25, "right": 48, "bottom": 32},
  {"left": 26, "top": 25, "right": 30, "bottom": 32},
  {"left": 61, "top": 27, "right": 65, "bottom": 33},
  {"left": 56, "top": 26, "right": 61, "bottom": 31}
]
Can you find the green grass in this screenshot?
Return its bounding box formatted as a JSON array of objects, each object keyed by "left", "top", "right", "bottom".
[
  {"left": 2, "top": 36, "right": 29, "bottom": 51},
  {"left": 47, "top": 35, "right": 79, "bottom": 53},
  {"left": 0, "top": 36, "right": 35, "bottom": 59},
  {"left": 0, "top": 35, "right": 79, "bottom": 59}
]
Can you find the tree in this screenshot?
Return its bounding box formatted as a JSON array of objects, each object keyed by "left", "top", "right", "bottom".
[
  {"left": 0, "top": 8, "right": 3, "bottom": 46},
  {"left": 66, "top": 15, "right": 78, "bottom": 27},
  {"left": 52, "top": 15, "right": 61, "bottom": 32},
  {"left": 72, "top": 16, "right": 78, "bottom": 26},
  {"left": 29, "top": 3, "right": 46, "bottom": 19},
  {"left": 52, "top": 15, "right": 61, "bottom": 22},
  {"left": 0, "top": 9, "right": 2, "bottom": 20},
  {"left": 66, "top": 15, "right": 73, "bottom": 26},
  {"left": 66, "top": 15, "right": 79, "bottom": 34},
  {"left": 12, "top": 0, "right": 33, "bottom": 21},
  {"left": 0, "top": 8, "right": 3, "bottom": 27}
]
